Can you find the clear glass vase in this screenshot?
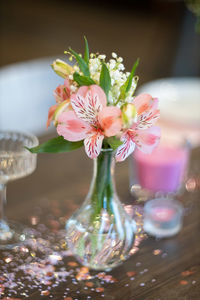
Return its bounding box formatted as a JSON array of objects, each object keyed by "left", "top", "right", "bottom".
[{"left": 65, "top": 149, "right": 136, "bottom": 270}]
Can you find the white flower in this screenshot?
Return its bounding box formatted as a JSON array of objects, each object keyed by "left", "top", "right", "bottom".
[
  {"left": 118, "top": 64, "right": 125, "bottom": 71},
  {"left": 112, "top": 52, "right": 117, "bottom": 58},
  {"left": 86, "top": 52, "right": 138, "bottom": 106},
  {"left": 99, "top": 54, "right": 106, "bottom": 60},
  {"left": 117, "top": 57, "right": 123, "bottom": 63}
]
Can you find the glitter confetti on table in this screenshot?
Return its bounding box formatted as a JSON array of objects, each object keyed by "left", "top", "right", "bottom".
[
  {"left": 153, "top": 249, "right": 162, "bottom": 255},
  {"left": 126, "top": 271, "right": 136, "bottom": 277},
  {"left": 0, "top": 203, "right": 198, "bottom": 299},
  {"left": 181, "top": 270, "right": 195, "bottom": 277},
  {"left": 180, "top": 280, "right": 188, "bottom": 285}
]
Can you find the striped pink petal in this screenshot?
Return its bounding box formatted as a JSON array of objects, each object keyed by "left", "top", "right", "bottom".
[
  {"left": 70, "top": 85, "right": 107, "bottom": 126},
  {"left": 64, "top": 78, "right": 71, "bottom": 91},
  {"left": 136, "top": 111, "right": 160, "bottom": 129},
  {"left": 134, "top": 126, "right": 161, "bottom": 153},
  {"left": 57, "top": 111, "right": 91, "bottom": 141},
  {"left": 137, "top": 100, "right": 160, "bottom": 129},
  {"left": 84, "top": 130, "right": 104, "bottom": 159},
  {"left": 77, "top": 85, "right": 107, "bottom": 105},
  {"left": 98, "top": 106, "right": 122, "bottom": 137},
  {"left": 115, "top": 130, "right": 136, "bottom": 162},
  {"left": 116, "top": 126, "right": 160, "bottom": 161},
  {"left": 134, "top": 94, "right": 160, "bottom": 129},
  {"left": 134, "top": 93, "right": 154, "bottom": 115},
  {"left": 53, "top": 79, "right": 71, "bottom": 104},
  {"left": 46, "top": 104, "right": 57, "bottom": 128}
]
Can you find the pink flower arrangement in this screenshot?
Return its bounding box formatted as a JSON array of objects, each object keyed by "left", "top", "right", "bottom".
[
  {"left": 57, "top": 85, "right": 122, "bottom": 159},
  {"left": 31, "top": 38, "right": 160, "bottom": 161}
]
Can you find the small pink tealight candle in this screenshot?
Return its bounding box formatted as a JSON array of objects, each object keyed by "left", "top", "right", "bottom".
[
  {"left": 152, "top": 207, "right": 176, "bottom": 222},
  {"left": 134, "top": 145, "right": 189, "bottom": 193},
  {"left": 144, "top": 198, "right": 183, "bottom": 237}
]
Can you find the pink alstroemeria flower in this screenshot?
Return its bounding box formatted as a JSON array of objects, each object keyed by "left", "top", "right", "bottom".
[
  {"left": 57, "top": 85, "right": 122, "bottom": 159},
  {"left": 47, "top": 79, "right": 71, "bottom": 128},
  {"left": 134, "top": 93, "right": 160, "bottom": 129},
  {"left": 53, "top": 79, "right": 71, "bottom": 104},
  {"left": 116, "top": 93, "right": 160, "bottom": 162}
]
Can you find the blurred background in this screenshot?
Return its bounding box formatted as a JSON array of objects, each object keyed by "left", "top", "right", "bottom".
[{"left": 0, "top": 0, "right": 200, "bottom": 136}]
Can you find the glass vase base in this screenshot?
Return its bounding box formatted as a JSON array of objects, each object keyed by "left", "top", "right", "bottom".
[
  {"left": 66, "top": 218, "right": 136, "bottom": 271},
  {"left": 0, "top": 220, "right": 28, "bottom": 250}
]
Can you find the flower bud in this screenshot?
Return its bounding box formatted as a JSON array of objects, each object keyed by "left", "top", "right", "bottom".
[
  {"left": 121, "top": 103, "right": 137, "bottom": 128},
  {"left": 53, "top": 100, "right": 71, "bottom": 125},
  {"left": 51, "top": 59, "right": 74, "bottom": 78}
]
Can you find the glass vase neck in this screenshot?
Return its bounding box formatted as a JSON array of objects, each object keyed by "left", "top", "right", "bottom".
[{"left": 88, "top": 149, "right": 116, "bottom": 214}]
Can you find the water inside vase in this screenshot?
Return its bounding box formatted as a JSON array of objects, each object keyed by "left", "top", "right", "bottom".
[{"left": 66, "top": 191, "right": 136, "bottom": 269}]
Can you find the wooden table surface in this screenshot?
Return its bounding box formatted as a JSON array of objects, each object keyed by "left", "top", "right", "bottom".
[{"left": 1, "top": 133, "right": 199, "bottom": 300}]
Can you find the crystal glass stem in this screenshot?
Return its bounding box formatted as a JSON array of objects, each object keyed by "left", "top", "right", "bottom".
[
  {"left": 0, "top": 183, "right": 7, "bottom": 227},
  {"left": 0, "top": 182, "right": 12, "bottom": 241},
  {"left": 0, "top": 131, "right": 38, "bottom": 248}
]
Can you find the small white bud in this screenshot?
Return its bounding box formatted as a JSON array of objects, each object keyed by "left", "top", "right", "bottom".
[
  {"left": 112, "top": 52, "right": 117, "bottom": 58},
  {"left": 118, "top": 64, "right": 125, "bottom": 71},
  {"left": 118, "top": 57, "right": 123, "bottom": 62},
  {"left": 99, "top": 54, "right": 106, "bottom": 60}
]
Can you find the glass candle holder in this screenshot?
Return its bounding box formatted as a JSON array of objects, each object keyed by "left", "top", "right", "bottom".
[
  {"left": 143, "top": 198, "right": 183, "bottom": 238},
  {"left": 130, "top": 142, "right": 190, "bottom": 201},
  {"left": 0, "top": 131, "right": 38, "bottom": 249}
]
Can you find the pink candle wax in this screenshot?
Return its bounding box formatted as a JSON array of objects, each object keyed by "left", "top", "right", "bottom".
[
  {"left": 134, "top": 146, "right": 188, "bottom": 193},
  {"left": 151, "top": 207, "right": 176, "bottom": 222}
]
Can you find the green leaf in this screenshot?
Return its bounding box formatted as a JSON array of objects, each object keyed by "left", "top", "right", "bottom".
[
  {"left": 125, "top": 58, "right": 139, "bottom": 93},
  {"left": 100, "top": 63, "right": 111, "bottom": 98},
  {"left": 120, "top": 58, "right": 139, "bottom": 98},
  {"left": 106, "top": 137, "right": 123, "bottom": 150},
  {"left": 73, "top": 72, "right": 95, "bottom": 86},
  {"left": 84, "top": 36, "right": 89, "bottom": 65},
  {"left": 26, "top": 136, "right": 84, "bottom": 154},
  {"left": 69, "top": 47, "right": 90, "bottom": 77}
]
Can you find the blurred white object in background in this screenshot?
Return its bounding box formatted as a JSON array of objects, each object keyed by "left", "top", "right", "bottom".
[
  {"left": 0, "top": 58, "right": 62, "bottom": 135},
  {"left": 137, "top": 77, "right": 200, "bottom": 148}
]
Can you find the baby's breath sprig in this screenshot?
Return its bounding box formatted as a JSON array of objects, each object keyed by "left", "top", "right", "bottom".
[{"left": 54, "top": 38, "right": 139, "bottom": 107}]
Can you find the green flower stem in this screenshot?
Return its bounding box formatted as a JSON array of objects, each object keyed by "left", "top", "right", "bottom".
[{"left": 89, "top": 150, "right": 115, "bottom": 225}]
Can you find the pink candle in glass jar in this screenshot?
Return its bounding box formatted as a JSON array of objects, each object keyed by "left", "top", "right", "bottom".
[{"left": 134, "top": 145, "right": 189, "bottom": 193}]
